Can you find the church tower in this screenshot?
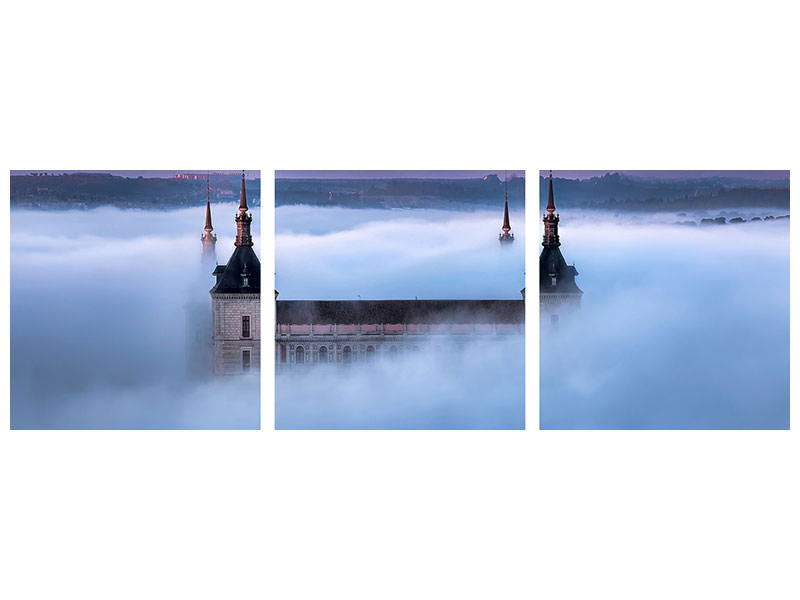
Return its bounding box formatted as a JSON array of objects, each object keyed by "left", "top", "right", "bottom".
[
  {"left": 210, "top": 171, "right": 260, "bottom": 375},
  {"left": 540, "top": 171, "right": 582, "bottom": 326},
  {"left": 499, "top": 178, "right": 514, "bottom": 245},
  {"left": 201, "top": 175, "right": 217, "bottom": 260}
]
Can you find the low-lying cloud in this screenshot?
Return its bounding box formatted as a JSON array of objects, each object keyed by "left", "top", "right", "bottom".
[
  {"left": 275, "top": 206, "right": 526, "bottom": 429},
  {"left": 11, "top": 204, "right": 261, "bottom": 429},
  {"left": 276, "top": 206, "right": 526, "bottom": 300},
  {"left": 276, "top": 338, "right": 524, "bottom": 429},
  {"left": 541, "top": 213, "right": 789, "bottom": 429}
]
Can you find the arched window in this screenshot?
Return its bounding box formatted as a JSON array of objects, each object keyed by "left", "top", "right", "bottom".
[
  {"left": 366, "top": 346, "right": 375, "bottom": 361},
  {"left": 318, "top": 346, "right": 327, "bottom": 362},
  {"left": 342, "top": 346, "right": 352, "bottom": 363},
  {"left": 295, "top": 346, "right": 305, "bottom": 364}
]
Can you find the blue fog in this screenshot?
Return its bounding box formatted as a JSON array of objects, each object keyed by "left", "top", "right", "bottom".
[
  {"left": 275, "top": 206, "right": 526, "bottom": 429},
  {"left": 276, "top": 206, "right": 525, "bottom": 300},
  {"left": 10, "top": 205, "right": 260, "bottom": 429},
  {"left": 541, "top": 213, "right": 789, "bottom": 429}
]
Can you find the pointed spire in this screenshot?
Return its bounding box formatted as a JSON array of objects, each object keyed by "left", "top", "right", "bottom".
[
  {"left": 239, "top": 170, "right": 248, "bottom": 213},
  {"left": 234, "top": 170, "right": 254, "bottom": 247},
  {"left": 204, "top": 199, "right": 213, "bottom": 232},
  {"left": 502, "top": 198, "right": 511, "bottom": 232},
  {"left": 201, "top": 172, "right": 217, "bottom": 258},
  {"left": 499, "top": 172, "right": 514, "bottom": 244},
  {"left": 543, "top": 170, "right": 560, "bottom": 247},
  {"left": 204, "top": 172, "right": 214, "bottom": 232}
]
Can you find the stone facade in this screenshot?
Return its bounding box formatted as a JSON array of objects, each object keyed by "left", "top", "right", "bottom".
[
  {"left": 539, "top": 292, "right": 581, "bottom": 329},
  {"left": 212, "top": 293, "right": 260, "bottom": 375}
]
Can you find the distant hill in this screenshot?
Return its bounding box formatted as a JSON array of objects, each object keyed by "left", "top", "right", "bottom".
[
  {"left": 10, "top": 172, "right": 261, "bottom": 210},
  {"left": 275, "top": 175, "right": 525, "bottom": 211},
  {"left": 540, "top": 172, "right": 789, "bottom": 212}
]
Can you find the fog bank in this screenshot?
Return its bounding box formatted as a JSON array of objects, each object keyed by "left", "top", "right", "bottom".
[
  {"left": 11, "top": 205, "right": 261, "bottom": 429},
  {"left": 276, "top": 338, "right": 524, "bottom": 429},
  {"left": 275, "top": 206, "right": 525, "bottom": 429},
  {"left": 276, "top": 206, "right": 525, "bottom": 300},
  {"left": 541, "top": 214, "right": 789, "bottom": 429}
]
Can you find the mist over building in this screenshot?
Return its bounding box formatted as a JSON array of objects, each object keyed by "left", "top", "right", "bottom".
[
  {"left": 538, "top": 170, "right": 788, "bottom": 430},
  {"left": 276, "top": 175, "right": 523, "bottom": 367},
  {"left": 10, "top": 170, "right": 261, "bottom": 429},
  {"left": 274, "top": 171, "right": 525, "bottom": 429}
]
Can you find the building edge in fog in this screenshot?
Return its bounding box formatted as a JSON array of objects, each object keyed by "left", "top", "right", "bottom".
[
  {"left": 540, "top": 170, "right": 582, "bottom": 327},
  {"left": 210, "top": 172, "right": 261, "bottom": 375}
]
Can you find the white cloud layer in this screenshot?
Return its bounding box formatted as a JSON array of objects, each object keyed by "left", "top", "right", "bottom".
[
  {"left": 276, "top": 206, "right": 526, "bottom": 300},
  {"left": 541, "top": 214, "right": 789, "bottom": 429},
  {"left": 11, "top": 204, "right": 261, "bottom": 429},
  {"left": 275, "top": 206, "right": 526, "bottom": 429}
]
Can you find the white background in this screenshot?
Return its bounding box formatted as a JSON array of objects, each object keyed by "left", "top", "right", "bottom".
[{"left": 1, "top": 1, "right": 797, "bottom": 598}]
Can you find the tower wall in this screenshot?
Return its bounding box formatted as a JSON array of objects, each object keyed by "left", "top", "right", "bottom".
[
  {"left": 540, "top": 293, "right": 581, "bottom": 330},
  {"left": 212, "top": 293, "right": 261, "bottom": 375}
]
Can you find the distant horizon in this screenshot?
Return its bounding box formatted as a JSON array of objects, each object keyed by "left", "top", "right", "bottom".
[
  {"left": 545, "top": 170, "right": 789, "bottom": 182},
  {"left": 276, "top": 170, "right": 525, "bottom": 181},
  {"left": 10, "top": 170, "right": 261, "bottom": 180}
]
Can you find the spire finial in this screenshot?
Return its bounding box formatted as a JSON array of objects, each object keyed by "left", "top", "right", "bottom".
[
  {"left": 239, "top": 170, "right": 248, "bottom": 213},
  {"left": 204, "top": 171, "right": 214, "bottom": 233},
  {"left": 546, "top": 170, "right": 556, "bottom": 214},
  {"left": 499, "top": 171, "right": 513, "bottom": 244}
]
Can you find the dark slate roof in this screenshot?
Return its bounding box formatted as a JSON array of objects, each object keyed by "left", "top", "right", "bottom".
[
  {"left": 540, "top": 246, "right": 582, "bottom": 294},
  {"left": 276, "top": 299, "right": 524, "bottom": 324},
  {"left": 211, "top": 245, "right": 261, "bottom": 294}
]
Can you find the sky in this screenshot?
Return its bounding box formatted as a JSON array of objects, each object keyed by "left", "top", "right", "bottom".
[
  {"left": 540, "top": 212, "right": 789, "bottom": 429},
  {"left": 546, "top": 170, "right": 789, "bottom": 181},
  {"left": 276, "top": 170, "right": 525, "bottom": 180},
  {"left": 10, "top": 203, "right": 261, "bottom": 429},
  {"left": 275, "top": 204, "right": 526, "bottom": 429}
]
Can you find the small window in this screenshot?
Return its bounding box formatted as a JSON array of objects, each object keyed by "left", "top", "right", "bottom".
[
  {"left": 342, "top": 346, "right": 352, "bottom": 363},
  {"left": 318, "top": 346, "right": 327, "bottom": 362},
  {"left": 551, "top": 276, "right": 557, "bottom": 286},
  {"left": 242, "top": 315, "right": 251, "bottom": 338},
  {"left": 366, "top": 346, "right": 375, "bottom": 361},
  {"left": 242, "top": 349, "right": 251, "bottom": 371},
  {"left": 296, "top": 346, "right": 305, "bottom": 364}
]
